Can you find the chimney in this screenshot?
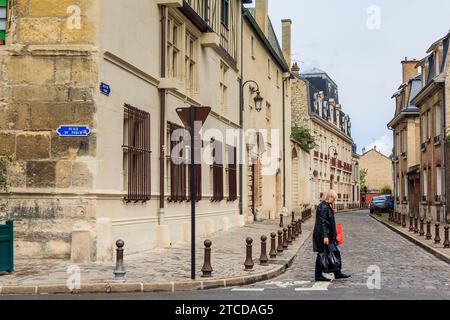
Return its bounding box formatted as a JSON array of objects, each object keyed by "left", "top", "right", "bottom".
[
  {"left": 291, "top": 62, "right": 299, "bottom": 77},
  {"left": 281, "top": 19, "right": 292, "bottom": 68},
  {"left": 255, "top": 0, "right": 269, "bottom": 37},
  {"left": 401, "top": 57, "right": 418, "bottom": 84}
]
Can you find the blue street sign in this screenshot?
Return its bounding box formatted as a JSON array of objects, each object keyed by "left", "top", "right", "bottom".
[
  {"left": 100, "top": 82, "right": 111, "bottom": 96},
  {"left": 56, "top": 126, "right": 91, "bottom": 137}
]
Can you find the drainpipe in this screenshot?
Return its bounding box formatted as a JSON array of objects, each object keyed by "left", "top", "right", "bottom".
[
  {"left": 158, "top": 5, "right": 167, "bottom": 225},
  {"left": 441, "top": 84, "right": 447, "bottom": 224},
  {"left": 239, "top": 5, "right": 244, "bottom": 216},
  {"left": 282, "top": 77, "right": 287, "bottom": 208}
]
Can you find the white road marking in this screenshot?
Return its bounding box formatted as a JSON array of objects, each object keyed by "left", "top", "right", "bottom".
[
  {"left": 231, "top": 288, "right": 265, "bottom": 292},
  {"left": 265, "top": 281, "right": 311, "bottom": 288},
  {"left": 295, "top": 281, "right": 332, "bottom": 291}
]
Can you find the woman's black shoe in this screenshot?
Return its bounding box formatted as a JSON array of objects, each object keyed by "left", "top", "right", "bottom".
[
  {"left": 334, "top": 272, "right": 351, "bottom": 279},
  {"left": 315, "top": 276, "right": 331, "bottom": 282}
]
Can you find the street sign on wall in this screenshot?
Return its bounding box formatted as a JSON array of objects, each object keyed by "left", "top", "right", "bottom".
[
  {"left": 100, "top": 82, "right": 111, "bottom": 96},
  {"left": 56, "top": 126, "right": 91, "bottom": 137}
]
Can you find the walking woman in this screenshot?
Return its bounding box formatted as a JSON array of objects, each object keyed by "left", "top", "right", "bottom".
[{"left": 313, "top": 190, "right": 351, "bottom": 282}]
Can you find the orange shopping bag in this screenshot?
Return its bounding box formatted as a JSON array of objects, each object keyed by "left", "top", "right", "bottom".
[{"left": 336, "top": 224, "right": 344, "bottom": 246}]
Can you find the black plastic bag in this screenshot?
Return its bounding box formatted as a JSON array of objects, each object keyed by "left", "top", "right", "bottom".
[{"left": 319, "top": 244, "right": 341, "bottom": 274}]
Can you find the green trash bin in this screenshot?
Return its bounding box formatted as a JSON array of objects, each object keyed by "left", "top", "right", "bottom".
[{"left": 0, "top": 219, "right": 14, "bottom": 273}]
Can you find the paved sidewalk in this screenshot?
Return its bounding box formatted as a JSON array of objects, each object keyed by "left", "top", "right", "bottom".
[
  {"left": 0, "top": 215, "right": 314, "bottom": 295},
  {"left": 371, "top": 213, "right": 450, "bottom": 264}
]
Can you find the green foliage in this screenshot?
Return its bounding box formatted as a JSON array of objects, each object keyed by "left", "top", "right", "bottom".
[
  {"left": 360, "top": 168, "right": 368, "bottom": 193},
  {"left": 446, "top": 128, "right": 450, "bottom": 144},
  {"left": 381, "top": 184, "right": 392, "bottom": 195},
  {"left": 291, "top": 126, "right": 318, "bottom": 153}
]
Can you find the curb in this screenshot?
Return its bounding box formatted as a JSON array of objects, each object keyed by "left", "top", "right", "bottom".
[
  {"left": 0, "top": 232, "right": 310, "bottom": 296},
  {"left": 370, "top": 214, "right": 450, "bottom": 265}
]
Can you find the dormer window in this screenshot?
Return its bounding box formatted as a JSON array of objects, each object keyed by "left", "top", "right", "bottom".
[
  {"left": 441, "top": 37, "right": 448, "bottom": 73},
  {"left": 427, "top": 55, "right": 435, "bottom": 83}
]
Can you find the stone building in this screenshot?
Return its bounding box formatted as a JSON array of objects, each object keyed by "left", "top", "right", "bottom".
[
  {"left": 411, "top": 31, "right": 449, "bottom": 224},
  {"left": 241, "top": 1, "right": 293, "bottom": 221},
  {"left": 388, "top": 59, "right": 422, "bottom": 219},
  {"left": 291, "top": 67, "right": 359, "bottom": 210},
  {"left": 0, "top": 0, "right": 300, "bottom": 262}
]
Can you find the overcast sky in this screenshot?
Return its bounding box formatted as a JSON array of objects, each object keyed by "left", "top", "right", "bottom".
[{"left": 264, "top": 0, "right": 450, "bottom": 156}]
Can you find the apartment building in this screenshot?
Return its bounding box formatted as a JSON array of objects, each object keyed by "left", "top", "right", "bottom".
[{"left": 411, "top": 31, "right": 449, "bottom": 224}]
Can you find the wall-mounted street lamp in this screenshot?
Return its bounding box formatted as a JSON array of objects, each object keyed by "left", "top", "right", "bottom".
[
  {"left": 328, "top": 145, "right": 338, "bottom": 159},
  {"left": 242, "top": 80, "right": 264, "bottom": 113}
]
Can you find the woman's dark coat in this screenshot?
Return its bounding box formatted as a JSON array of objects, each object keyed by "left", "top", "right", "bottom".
[{"left": 313, "top": 201, "right": 337, "bottom": 253}]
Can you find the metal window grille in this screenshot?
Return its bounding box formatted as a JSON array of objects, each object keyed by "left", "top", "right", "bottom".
[
  {"left": 227, "top": 145, "right": 237, "bottom": 201},
  {"left": 168, "top": 122, "right": 188, "bottom": 202},
  {"left": 211, "top": 140, "right": 224, "bottom": 202},
  {"left": 123, "top": 104, "right": 151, "bottom": 203}
]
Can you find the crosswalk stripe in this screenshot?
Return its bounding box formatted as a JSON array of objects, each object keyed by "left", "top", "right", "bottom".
[
  {"left": 231, "top": 288, "right": 265, "bottom": 292},
  {"left": 295, "top": 281, "right": 332, "bottom": 291}
]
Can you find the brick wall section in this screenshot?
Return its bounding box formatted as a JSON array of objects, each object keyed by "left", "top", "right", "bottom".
[{"left": 0, "top": 0, "right": 99, "bottom": 258}]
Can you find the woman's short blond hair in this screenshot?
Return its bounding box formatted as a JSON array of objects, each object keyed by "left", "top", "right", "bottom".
[{"left": 324, "top": 190, "right": 338, "bottom": 203}]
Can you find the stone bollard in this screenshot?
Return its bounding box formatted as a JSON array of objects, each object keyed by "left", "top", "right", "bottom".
[
  {"left": 298, "top": 219, "right": 302, "bottom": 235},
  {"left": 426, "top": 221, "right": 432, "bottom": 240},
  {"left": 279, "top": 214, "right": 284, "bottom": 228},
  {"left": 270, "top": 233, "right": 277, "bottom": 258},
  {"left": 409, "top": 217, "right": 414, "bottom": 232},
  {"left": 444, "top": 226, "right": 450, "bottom": 249},
  {"left": 277, "top": 230, "right": 284, "bottom": 253},
  {"left": 435, "top": 224, "right": 441, "bottom": 244},
  {"left": 244, "top": 237, "right": 254, "bottom": 271},
  {"left": 201, "top": 240, "right": 213, "bottom": 277},
  {"left": 292, "top": 221, "right": 297, "bottom": 240},
  {"left": 287, "top": 225, "right": 293, "bottom": 244},
  {"left": 414, "top": 217, "right": 419, "bottom": 234},
  {"left": 260, "top": 236, "right": 269, "bottom": 266},
  {"left": 283, "top": 228, "right": 288, "bottom": 250},
  {"left": 113, "top": 240, "right": 126, "bottom": 280},
  {"left": 402, "top": 214, "right": 406, "bottom": 228},
  {"left": 419, "top": 219, "right": 425, "bottom": 237}
]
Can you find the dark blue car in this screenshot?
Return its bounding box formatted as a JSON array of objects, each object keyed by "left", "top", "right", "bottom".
[{"left": 369, "top": 195, "right": 394, "bottom": 213}]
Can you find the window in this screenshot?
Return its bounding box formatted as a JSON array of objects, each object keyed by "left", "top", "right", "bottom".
[
  {"left": 0, "top": 0, "right": 7, "bottom": 45},
  {"left": 427, "top": 55, "right": 435, "bottom": 83},
  {"left": 276, "top": 70, "right": 280, "bottom": 87},
  {"left": 167, "top": 16, "right": 181, "bottom": 78},
  {"left": 436, "top": 166, "right": 442, "bottom": 197},
  {"left": 423, "top": 169, "right": 428, "bottom": 199},
  {"left": 226, "top": 145, "right": 237, "bottom": 201},
  {"left": 396, "top": 133, "right": 400, "bottom": 157},
  {"left": 421, "top": 113, "right": 428, "bottom": 143},
  {"left": 221, "top": 0, "right": 229, "bottom": 28},
  {"left": 404, "top": 175, "right": 408, "bottom": 200},
  {"left": 211, "top": 140, "right": 224, "bottom": 202},
  {"left": 267, "top": 59, "right": 271, "bottom": 79},
  {"left": 435, "top": 105, "right": 442, "bottom": 137},
  {"left": 402, "top": 130, "right": 407, "bottom": 154},
  {"left": 168, "top": 122, "right": 187, "bottom": 202},
  {"left": 396, "top": 177, "right": 400, "bottom": 198},
  {"left": 122, "top": 104, "right": 151, "bottom": 203},
  {"left": 185, "top": 31, "right": 197, "bottom": 95},
  {"left": 251, "top": 36, "right": 255, "bottom": 59},
  {"left": 219, "top": 62, "right": 228, "bottom": 114},
  {"left": 427, "top": 111, "right": 432, "bottom": 140},
  {"left": 441, "top": 37, "right": 448, "bottom": 73}
]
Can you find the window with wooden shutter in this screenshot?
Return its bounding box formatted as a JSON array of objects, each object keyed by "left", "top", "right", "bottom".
[
  {"left": 168, "top": 122, "right": 187, "bottom": 202},
  {"left": 122, "top": 104, "right": 151, "bottom": 203},
  {"left": 227, "top": 145, "right": 237, "bottom": 201},
  {"left": 211, "top": 140, "right": 224, "bottom": 202}
]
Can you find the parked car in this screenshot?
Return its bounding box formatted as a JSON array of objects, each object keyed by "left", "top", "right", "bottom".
[{"left": 369, "top": 195, "right": 394, "bottom": 213}]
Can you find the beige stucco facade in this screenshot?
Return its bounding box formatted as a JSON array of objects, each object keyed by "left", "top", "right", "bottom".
[{"left": 359, "top": 148, "right": 393, "bottom": 193}]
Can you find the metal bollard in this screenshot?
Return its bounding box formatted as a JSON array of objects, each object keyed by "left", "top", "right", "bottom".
[
  {"left": 270, "top": 232, "right": 277, "bottom": 258},
  {"left": 277, "top": 230, "right": 284, "bottom": 253},
  {"left": 298, "top": 219, "right": 302, "bottom": 235},
  {"left": 444, "top": 226, "right": 450, "bottom": 249},
  {"left": 409, "top": 216, "right": 414, "bottom": 232},
  {"left": 402, "top": 214, "right": 406, "bottom": 228},
  {"left": 113, "top": 240, "right": 126, "bottom": 280},
  {"left": 292, "top": 212, "right": 295, "bottom": 225},
  {"left": 244, "top": 237, "right": 254, "bottom": 271},
  {"left": 279, "top": 214, "right": 284, "bottom": 228},
  {"left": 426, "top": 220, "right": 432, "bottom": 240},
  {"left": 414, "top": 217, "right": 419, "bottom": 234},
  {"left": 287, "top": 225, "right": 293, "bottom": 244},
  {"left": 201, "top": 240, "right": 213, "bottom": 277},
  {"left": 260, "top": 236, "right": 269, "bottom": 266},
  {"left": 283, "top": 228, "right": 288, "bottom": 250},
  {"left": 292, "top": 221, "right": 297, "bottom": 240},
  {"left": 419, "top": 219, "right": 425, "bottom": 237},
  {"left": 435, "top": 224, "right": 441, "bottom": 244}
]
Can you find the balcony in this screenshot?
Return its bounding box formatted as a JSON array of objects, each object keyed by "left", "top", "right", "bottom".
[
  {"left": 314, "top": 151, "right": 319, "bottom": 159},
  {"left": 331, "top": 158, "right": 337, "bottom": 168},
  {"left": 434, "top": 135, "right": 441, "bottom": 145}
]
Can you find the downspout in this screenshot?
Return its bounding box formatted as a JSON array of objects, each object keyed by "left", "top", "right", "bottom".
[
  {"left": 159, "top": 5, "right": 167, "bottom": 225},
  {"left": 441, "top": 84, "right": 447, "bottom": 223},
  {"left": 239, "top": 5, "right": 244, "bottom": 216},
  {"left": 282, "top": 78, "right": 287, "bottom": 207}
]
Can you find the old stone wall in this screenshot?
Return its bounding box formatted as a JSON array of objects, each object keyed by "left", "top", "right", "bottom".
[
  {"left": 0, "top": 0, "right": 100, "bottom": 258},
  {"left": 291, "top": 77, "right": 310, "bottom": 128}
]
